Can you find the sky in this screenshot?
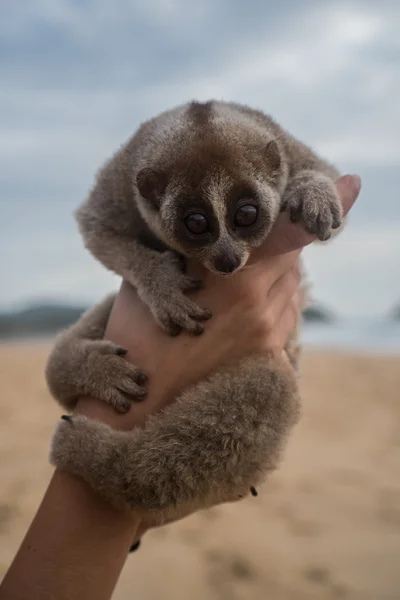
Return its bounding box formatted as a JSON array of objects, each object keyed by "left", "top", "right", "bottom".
[{"left": 1, "top": 0, "right": 399, "bottom": 317}]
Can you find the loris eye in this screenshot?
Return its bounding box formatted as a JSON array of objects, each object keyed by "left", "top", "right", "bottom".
[
  {"left": 184, "top": 213, "right": 209, "bottom": 235},
  {"left": 234, "top": 205, "right": 258, "bottom": 227}
]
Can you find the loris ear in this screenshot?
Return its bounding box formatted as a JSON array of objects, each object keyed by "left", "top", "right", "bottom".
[
  {"left": 136, "top": 168, "right": 168, "bottom": 210},
  {"left": 265, "top": 140, "right": 281, "bottom": 174}
]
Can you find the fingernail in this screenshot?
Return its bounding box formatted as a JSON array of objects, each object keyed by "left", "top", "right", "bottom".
[
  {"left": 134, "top": 392, "right": 147, "bottom": 403},
  {"left": 129, "top": 539, "right": 141, "bottom": 553},
  {"left": 116, "top": 347, "right": 128, "bottom": 356},
  {"left": 191, "top": 280, "right": 203, "bottom": 291},
  {"left": 169, "top": 325, "right": 182, "bottom": 337},
  {"left": 61, "top": 415, "right": 73, "bottom": 423}
]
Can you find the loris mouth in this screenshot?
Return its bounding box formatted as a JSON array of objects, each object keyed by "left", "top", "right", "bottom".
[
  {"left": 204, "top": 257, "right": 246, "bottom": 276},
  {"left": 211, "top": 270, "right": 240, "bottom": 277}
]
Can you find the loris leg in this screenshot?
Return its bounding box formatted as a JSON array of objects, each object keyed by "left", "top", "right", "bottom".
[
  {"left": 45, "top": 294, "right": 148, "bottom": 413},
  {"left": 282, "top": 170, "right": 343, "bottom": 241},
  {"left": 50, "top": 354, "right": 300, "bottom": 520}
]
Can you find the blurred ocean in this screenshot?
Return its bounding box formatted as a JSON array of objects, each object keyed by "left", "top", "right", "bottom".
[
  {"left": 4, "top": 317, "right": 399, "bottom": 355},
  {"left": 301, "top": 317, "right": 400, "bottom": 353}
]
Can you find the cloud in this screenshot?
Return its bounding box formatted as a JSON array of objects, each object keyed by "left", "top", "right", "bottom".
[{"left": 1, "top": 0, "right": 399, "bottom": 315}]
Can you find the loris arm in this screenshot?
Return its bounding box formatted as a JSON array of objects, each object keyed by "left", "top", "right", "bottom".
[
  {"left": 45, "top": 224, "right": 211, "bottom": 414},
  {"left": 76, "top": 209, "right": 211, "bottom": 336},
  {"left": 280, "top": 136, "right": 343, "bottom": 241},
  {"left": 45, "top": 205, "right": 211, "bottom": 414}
]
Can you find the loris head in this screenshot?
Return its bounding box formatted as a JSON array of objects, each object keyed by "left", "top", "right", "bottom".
[{"left": 135, "top": 101, "right": 286, "bottom": 275}]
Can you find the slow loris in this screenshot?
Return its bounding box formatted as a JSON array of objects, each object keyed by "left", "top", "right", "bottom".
[{"left": 48, "top": 100, "right": 341, "bottom": 526}]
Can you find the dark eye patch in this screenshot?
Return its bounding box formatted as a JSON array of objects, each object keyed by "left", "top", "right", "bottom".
[
  {"left": 234, "top": 204, "right": 258, "bottom": 227},
  {"left": 184, "top": 213, "right": 209, "bottom": 235},
  {"left": 171, "top": 193, "right": 218, "bottom": 249},
  {"left": 226, "top": 184, "right": 270, "bottom": 242}
]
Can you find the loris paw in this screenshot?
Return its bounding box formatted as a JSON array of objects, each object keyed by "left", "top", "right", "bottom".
[
  {"left": 140, "top": 251, "right": 212, "bottom": 336},
  {"left": 282, "top": 172, "right": 343, "bottom": 241},
  {"left": 82, "top": 341, "right": 148, "bottom": 412},
  {"left": 47, "top": 339, "right": 148, "bottom": 414}
]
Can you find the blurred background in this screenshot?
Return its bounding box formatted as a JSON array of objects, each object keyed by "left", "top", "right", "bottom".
[{"left": 1, "top": 1, "right": 399, "bottom": 599}]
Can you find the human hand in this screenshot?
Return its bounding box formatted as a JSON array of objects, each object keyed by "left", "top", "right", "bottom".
[
  {"left": 57, "top": 174, "right": 359, "bottom": 544},
  {"left": 77, "top": 174, "right": 360, "bottom": 431}
]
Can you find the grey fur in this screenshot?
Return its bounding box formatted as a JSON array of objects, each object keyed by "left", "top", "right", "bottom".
[
  {"left": 48, "top": 100, "right": 341, "bottom": 513},
  {"left": 50, "top": 353, "right": 300, "bottom": 524},
  {"left": 45, "top": 99, "right": 340, "bottom": 413}
]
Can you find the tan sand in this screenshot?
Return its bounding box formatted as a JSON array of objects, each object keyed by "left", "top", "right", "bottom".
[{"left": 0, "top": 344, "right": 399, "bottom": 599}]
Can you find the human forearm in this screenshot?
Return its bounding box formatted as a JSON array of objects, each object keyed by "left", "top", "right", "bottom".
[{"left": 0, "top": 469, "right": 140, "bottom": 600}]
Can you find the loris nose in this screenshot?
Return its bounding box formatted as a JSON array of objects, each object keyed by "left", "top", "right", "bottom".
[{"left": 213, "top": 254, "right": 242, "bottom": 274}]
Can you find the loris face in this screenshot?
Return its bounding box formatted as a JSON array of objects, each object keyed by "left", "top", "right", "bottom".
[{"left": 135, "top": 140, "right": 283, "bottom": 275}]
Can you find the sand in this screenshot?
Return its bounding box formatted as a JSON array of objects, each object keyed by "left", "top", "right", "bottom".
[{"left": 0, "top": 344, "right": 399, "bottom": 599}]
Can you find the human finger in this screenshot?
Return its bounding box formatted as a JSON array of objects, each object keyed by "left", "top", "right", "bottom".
[
  {"left": 256, "top": 174, "right": 361, "bottom": 259},
  {"left": 261, "top": 289, "right": 303, "bottom": 354},
  {"left": 262, "top": 263, "right": 301, "bottom": 331}
]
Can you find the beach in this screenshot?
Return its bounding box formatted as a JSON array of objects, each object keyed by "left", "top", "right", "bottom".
[{"left": 0, "top": 343, "right": 399, "bottom": 599}]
